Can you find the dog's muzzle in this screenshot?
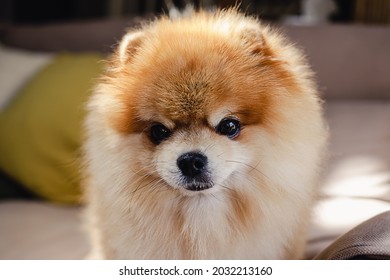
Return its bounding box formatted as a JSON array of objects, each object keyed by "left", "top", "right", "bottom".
[{"left": 177, "top": 151, "right": 213, "bottom": 191}]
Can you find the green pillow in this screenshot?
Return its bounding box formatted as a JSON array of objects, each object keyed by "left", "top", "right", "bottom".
[{"left": 0, "top": 53, "right": 104, "bottom": 204}]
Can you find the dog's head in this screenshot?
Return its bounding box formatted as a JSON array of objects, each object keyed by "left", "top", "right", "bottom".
[{"left": 87, "top": 11, "right": 326, "bottom": 197}]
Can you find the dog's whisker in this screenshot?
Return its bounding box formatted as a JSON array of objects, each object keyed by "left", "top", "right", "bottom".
[
  {"left": 225, "top": 160, "right": 271, "bottom": 181},
  {"left": 203, "top": 143, "right": 216, "bottom": 154}
]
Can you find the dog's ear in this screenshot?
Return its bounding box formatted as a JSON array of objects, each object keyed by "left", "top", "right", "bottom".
[
  {"left": 117, "top": 30, "right": 144, "bottom": 64},
  {"left": 239, "top": 25, "right": 265, "bottom": 56}
]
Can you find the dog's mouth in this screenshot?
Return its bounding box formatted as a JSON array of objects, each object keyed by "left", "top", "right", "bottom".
[{"left": 184, "top": 183, "right": 214, "bottom": 192}]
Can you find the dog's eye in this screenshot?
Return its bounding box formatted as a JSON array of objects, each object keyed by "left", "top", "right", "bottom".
[
  {"left": 216, "top": 118, "right": 241, "bottom": 139},
  {"left": 149, "top": 123, "right": 172, "bottom": 144}
]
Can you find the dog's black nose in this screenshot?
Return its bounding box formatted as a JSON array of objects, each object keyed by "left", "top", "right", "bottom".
[{"left": 177, "top": 152, "right": 208, "bottom": 178}]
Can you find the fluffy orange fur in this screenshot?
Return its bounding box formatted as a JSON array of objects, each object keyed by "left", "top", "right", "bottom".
[{"left": 83, "top": 9, "right": 328, "bottom": 259}]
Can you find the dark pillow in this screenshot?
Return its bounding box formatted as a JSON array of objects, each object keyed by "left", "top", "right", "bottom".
[{"left": 315, "top": 211, "right": 390, "bottom": 260}]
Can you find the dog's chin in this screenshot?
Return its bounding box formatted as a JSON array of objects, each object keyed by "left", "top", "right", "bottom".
[
  {"left": 171, "top": 182, "right": 215, "bottom": 196},
  {"left": 184, "top": 182, "right": 214, "bottom": 192},
  {"left": 163, "top": 179, "right": 216, "bottom": 196}
]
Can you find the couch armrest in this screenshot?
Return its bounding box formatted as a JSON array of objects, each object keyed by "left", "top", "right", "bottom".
[{"left": 284, "top": 24, "right": 390, "bottom": 100}]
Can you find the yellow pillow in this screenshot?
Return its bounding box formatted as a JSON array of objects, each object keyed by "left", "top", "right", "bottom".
[{"left": 0, "top": 53, "right": 104, "bottom": 204}]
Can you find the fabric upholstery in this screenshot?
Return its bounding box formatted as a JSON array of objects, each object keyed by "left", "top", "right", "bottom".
[
  {"left": 0, "top": 53, "right": 103, "bottom": 204},
  {"left": 315, "top": 211, "right": 390, "bottom": 259}
]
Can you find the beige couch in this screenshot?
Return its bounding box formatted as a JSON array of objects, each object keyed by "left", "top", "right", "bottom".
[{"left": 0, "top": 19, "right": 389, "bottom": 259}]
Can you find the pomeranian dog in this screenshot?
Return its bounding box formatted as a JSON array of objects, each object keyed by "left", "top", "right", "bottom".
[{"left": 83, "top": 9, "right": 328, "bottom": 259}]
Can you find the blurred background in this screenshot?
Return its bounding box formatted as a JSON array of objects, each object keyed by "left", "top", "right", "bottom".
[{"left": 0, "top": 0, "right": 390, "bottom": 25}]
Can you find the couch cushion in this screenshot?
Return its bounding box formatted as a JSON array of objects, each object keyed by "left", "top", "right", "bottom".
[
  {"left": 0, "top": 200, "right": 89, "bottom": 259},
  {"left": 314, "top": 211, "right": 390, "bottom": 259},
  {"left": 0, "top": 53, "right": 104, "bottom": 204},
  {"left": 0, "top": 44, "right": 53, "bottom": 110}
]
